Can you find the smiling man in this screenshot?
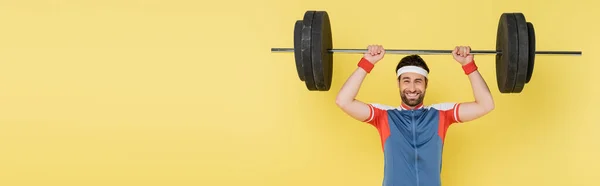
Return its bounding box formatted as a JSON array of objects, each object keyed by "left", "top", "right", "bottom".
[{"left": 335, "top": 45, "right": 495, "bottom": 186}]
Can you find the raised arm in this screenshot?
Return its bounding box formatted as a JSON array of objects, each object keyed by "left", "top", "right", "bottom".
[
  {"left": 335, "top": 45, "right": 385, "bottom": 122},
  {"left": 452, "top": 46, "right": 495, "bottom": 122}
]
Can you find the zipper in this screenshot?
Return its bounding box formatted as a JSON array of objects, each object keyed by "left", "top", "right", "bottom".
[{"left": 412, "top": 110, "right": 419, "bottom": 186}]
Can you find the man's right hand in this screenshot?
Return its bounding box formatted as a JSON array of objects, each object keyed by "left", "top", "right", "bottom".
[{"left": 363, "top": 45, "right": 385, "bottom": 64}]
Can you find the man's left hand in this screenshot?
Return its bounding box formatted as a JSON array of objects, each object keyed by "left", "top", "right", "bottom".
[{"left": 452, "top": 46, "right": 474, "bottom": 65}]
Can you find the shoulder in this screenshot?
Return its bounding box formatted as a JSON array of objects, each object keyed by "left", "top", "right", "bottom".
[
  {"left": 364, "top": 103, "right": 398, "bottom": 124},
  {"left": 425, "top": 102, "right": 459, "bottom": 111}
]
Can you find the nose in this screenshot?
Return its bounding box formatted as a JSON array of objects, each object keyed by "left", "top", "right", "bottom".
[{"left": 406, "top": 82, "right": 416, "bottom": 92}]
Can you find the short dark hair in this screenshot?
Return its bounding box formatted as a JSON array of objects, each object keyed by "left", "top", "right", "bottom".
[{"left": 395, "top": 55, "right": 430, "bottom": 80}]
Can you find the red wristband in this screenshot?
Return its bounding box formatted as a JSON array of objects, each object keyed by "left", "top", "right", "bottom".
[
  {"left": 358, "top": 57, "right": 374, "bottom": 73},
  {"left": 462, "top": 60, "right": 478, "bottom": 75}
]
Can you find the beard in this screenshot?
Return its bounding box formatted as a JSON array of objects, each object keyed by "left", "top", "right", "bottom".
[{"left": 400, "top": 90, "right": 425, "bottom": 107}]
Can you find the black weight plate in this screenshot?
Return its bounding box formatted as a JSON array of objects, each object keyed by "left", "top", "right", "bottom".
[
  {"left": 293, "top": 20, "right": 305, "bottom": 81},
  {"left": 310, "top": 11, "right": 333, "bottom": 91},
  {"left": 512, "top": 13, "right": 529, "bottom": 93},
  {"left": 526, "top": 22, "right": 535, "bottom": 83},
  {"left": 302, "top": 11, "right": 317, "bottom": 90},
  {"left": 495, "top": 13, "right": 519, "bottom": 93}
]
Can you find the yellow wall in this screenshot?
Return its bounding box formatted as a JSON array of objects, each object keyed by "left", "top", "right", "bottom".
[{"left": 0, "top": 0, "right": 598, "bottom": 185}]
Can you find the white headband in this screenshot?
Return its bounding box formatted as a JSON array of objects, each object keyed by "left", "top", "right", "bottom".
[{"left": 396, "top": 66, "right": 428, "bottom": 78}]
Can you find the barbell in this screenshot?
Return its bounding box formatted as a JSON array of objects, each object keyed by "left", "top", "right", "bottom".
[{"left": 271, "top": 10, "right": 582, "bottom": 93}]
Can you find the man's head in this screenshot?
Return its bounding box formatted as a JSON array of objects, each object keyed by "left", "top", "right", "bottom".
[{"left": 395, "top": 55, "right": 430, "bottom": 108}]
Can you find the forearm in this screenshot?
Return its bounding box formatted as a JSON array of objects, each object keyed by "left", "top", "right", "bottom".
[
  {"left": 335, "top": 67, "right": 368, "bottom": 107},
  {"left": 467, "top": 70, "right": 494, "bottom": 111}
]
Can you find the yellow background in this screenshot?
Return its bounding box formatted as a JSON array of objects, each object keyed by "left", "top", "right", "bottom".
[{"left": 0, "top": 0, "right": 598, "bottom": 185}]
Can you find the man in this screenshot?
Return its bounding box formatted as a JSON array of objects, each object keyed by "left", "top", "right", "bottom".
[{"left": 335, "top": 45, "right": 495, "bottom": 186}]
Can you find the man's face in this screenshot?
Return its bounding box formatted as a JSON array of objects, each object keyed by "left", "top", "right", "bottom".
[{"left": 398, "top": 72, "right": 427, "bottom": 107}]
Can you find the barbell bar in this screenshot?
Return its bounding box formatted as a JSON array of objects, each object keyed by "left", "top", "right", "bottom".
[
  {"left": 271, "top": 48, "right": 583, "bottom": 55},
  {"left": 270, "top": 10, "right": 582, "bottom": 93}
]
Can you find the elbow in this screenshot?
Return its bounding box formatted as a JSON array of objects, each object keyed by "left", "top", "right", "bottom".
[
  {"left": 335, "top": 96, "right": 351, "bottom": 109},
  {"left": 475, "top": 99, "right": 495, "bottom": 114},
  {"left": 485, "top": 104, "right": 495, "bottom": 113},
  {"left": 483, "top": 101, "right": 495, "bottom": 113},
  {"left": 335, "top": 98, "right": 346, "bottom": 108},
  {"left": 335, "top": 99, "right": 342, "bottom": 107}
]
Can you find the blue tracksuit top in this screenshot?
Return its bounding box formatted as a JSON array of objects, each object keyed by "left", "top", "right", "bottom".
[{"left": 364, "top": 102, "right": 462, "bottom": 186}]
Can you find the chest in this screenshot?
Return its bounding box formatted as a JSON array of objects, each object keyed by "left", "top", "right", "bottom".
[{"left": 385, "top": 109, "right": 442, "bottom": 145}]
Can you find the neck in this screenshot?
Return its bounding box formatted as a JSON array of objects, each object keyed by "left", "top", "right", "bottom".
[{"left": 401, "top": 102, "right": 423, "bottom": 110}]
